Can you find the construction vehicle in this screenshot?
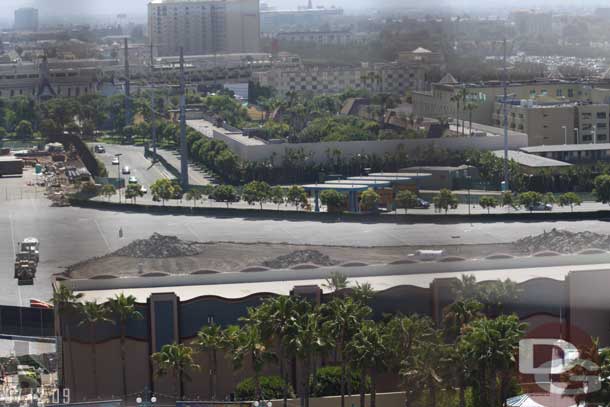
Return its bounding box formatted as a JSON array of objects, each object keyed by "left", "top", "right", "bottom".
[{"left": 14, "top": 238, "right": 39, "bottom": 285}]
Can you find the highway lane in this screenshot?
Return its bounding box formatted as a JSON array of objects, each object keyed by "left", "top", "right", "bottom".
[
  {"left": 4, "top": 198, "right": 610, "bottom": 306},
  {"left": 92, "top": 143, "right": 173, "bottom": 191}
]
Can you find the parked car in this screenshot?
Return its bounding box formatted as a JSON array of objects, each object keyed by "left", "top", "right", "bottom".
[
  {"left": 94, "top": 145, "right": 105, "bottom": 154},
  {"left": 128, "top": 176, "right": 138, "bottom": 184},
  {"left": 121, "top": 166, "right": 130, "bottom": 175},
  {"left": 111, "top": 157, "right": 119, "bottom": 165},
  {"left": 416, "top": 198, "right": 431, "bottom": 209},
  {"left": 528, "top": 203, "right": 553, "bottom": 211},
  {"left": 140, "top": 185, "right": 148, "bottom": 194}
]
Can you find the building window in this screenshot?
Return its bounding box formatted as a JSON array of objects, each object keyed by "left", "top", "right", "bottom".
[
  {"left": 597, "top": 112, "right": 607, "bottom": 120},
  {"left": 568, "top": 89, "right": 574, "bottom": 97}
]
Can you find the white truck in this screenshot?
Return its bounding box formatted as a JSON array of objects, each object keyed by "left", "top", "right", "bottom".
[{"left": 15, "top": 237, "right": 39, "bottom": 285}]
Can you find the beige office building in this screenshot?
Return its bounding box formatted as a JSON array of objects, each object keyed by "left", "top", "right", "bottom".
[{"left": 148, "top": 0, "right": 260, "bottom": 57}]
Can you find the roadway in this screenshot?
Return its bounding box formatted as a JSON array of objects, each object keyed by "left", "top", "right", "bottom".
[
  {"left": 5, "top": 197, "right": 610, "bottom": 306},
  {"left": 93, "top": 143, "right": 174, "bottom": 192}
]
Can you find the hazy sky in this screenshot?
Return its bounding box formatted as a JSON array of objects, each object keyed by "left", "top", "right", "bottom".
[{"left": 0, "top": 0, "right": 608, "bottom": 20}]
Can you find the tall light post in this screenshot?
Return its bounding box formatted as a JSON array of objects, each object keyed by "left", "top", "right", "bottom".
[
  {"left": 115, "top": 153, "right": 122, "bottom": 203},
  {"left": 252, "top": 400, "right": 272, "bottom": 407},
  {"left": 562, "top": 125, "right": 567, "bottom": 145},
  {"left": 136, "top": 387, "right": 157, "bottom": 407}
]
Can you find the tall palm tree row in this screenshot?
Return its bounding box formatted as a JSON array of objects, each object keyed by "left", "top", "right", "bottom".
[
  {"left": 106, "top": 293, "right": 144, "bottom": 399},
  {"left": 63, "top": 273, "right": 527, "bottom": 407}
]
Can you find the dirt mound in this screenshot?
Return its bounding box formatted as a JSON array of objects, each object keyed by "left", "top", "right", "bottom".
[
  {"left": 113, "top": 233, "right": 203, "bottom": 258},
  {"left": 263, "top": 250, "right": 339, "bottom": 269},
  {"left": 514, "top": 229, "right": 610, "bottom": 254}
]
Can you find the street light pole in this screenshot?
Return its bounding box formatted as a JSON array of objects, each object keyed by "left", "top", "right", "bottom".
[
  {"left": 115, "top": 153, "right": 122, "bottom": 203},
  {"left": 136, "top": 387, "right": 157, "bottom": 407}
]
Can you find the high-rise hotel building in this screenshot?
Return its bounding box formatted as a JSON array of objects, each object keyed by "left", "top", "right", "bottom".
[{"left": 148, "top": 0, "right": 260, "bottom": 57}]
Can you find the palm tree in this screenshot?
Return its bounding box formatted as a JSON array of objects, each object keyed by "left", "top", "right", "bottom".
[
  {"left": 287, "top": 304, "right": 329, "bottom": 407},
  {"left": 50, "top": 285, "right": 84, "bottom": 397},
  {"left": 384, "top": 315, "right": 434, "bottom": 407},
  {"left": 151, "top": 343, "right": 200, "bottom": 400},
  {"left": 465, "top": 101, "right": 478, "bottom": 136},
  {"left": 443, "top": 299, "right": 483, "bottom": 339},
  {"left": 351, "top": 281, "right": 375, "bottom": 305},
  {"left": 257, "top": 296, "right": 299, "bottom": 407},
  {"left": 347, "top": 321, "right": 387, "bottom": 407},
  {"left": 195, "top": 323, "right": 224, "bottom": 400},
  {"left": 107, "top": 293, "right": 144, "bottom": 399},
  {"left": 230, "top": 310, "right": 277, "bottom": 400},
  {"left": 78, "top": 301, "right": 113, "bottom": 398},
  {"left": 322, "top": 272, "right": 349, "bottom": 293},
  {"left": 409, "top": 330, "right": 446, "bottom": 407},
  {"left": 459, "top": 315, "right": 526, "bottom": 407},
  {"left": 321, "top": 297, "right": 372, "bottom": 407}
]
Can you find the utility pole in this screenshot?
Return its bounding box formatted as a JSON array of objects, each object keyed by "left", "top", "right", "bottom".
[
  {"left": 179, "top": 47, "right": 189, "bottom": 188},
  {"left": 124, "top": 37, "right": 131, "bottom": 129},
  {"left": 150, "top": 42, "right": 157, "bottom": 157},
  {"left": 502, "top": 37, "right": 509, "bottom": 191}
]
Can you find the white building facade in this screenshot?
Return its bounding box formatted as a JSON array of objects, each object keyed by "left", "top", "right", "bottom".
[{"left": 148, "top": 0, "right": 260, "bottom": 57}]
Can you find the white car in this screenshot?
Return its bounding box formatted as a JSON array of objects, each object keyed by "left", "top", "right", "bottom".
[
  {"left": 128, "top": 176, "right": 138, "bottom": 184},
  {"left": 140, "top": 185, "right": 148, "bottom": 194},
  {"left": 111, "top": 157, "right": 119, "bottom": 165},
  {"left": 122, "top": 166, "right": 131, "bottom": 175}
]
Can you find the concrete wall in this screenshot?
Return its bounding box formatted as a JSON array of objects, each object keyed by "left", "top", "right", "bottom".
[
  {"left": 568, "top": 269, "right": 610, "bottom": 346},
  {"left": 211, "top": 127, "right": 529, "bottom": 163},
  {"left": 269, "top": 392, "right": 405, "bottom": 407}
]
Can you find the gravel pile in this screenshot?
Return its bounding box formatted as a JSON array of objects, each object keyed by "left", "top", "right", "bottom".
[
  {"left": 113, "top": 233, "right": 203, "bottom": 258},
  {"left": 514, "top": 229, "right": 610, "bottom": 254},
  {"left": 263, "top": 250, "right": 339, "bottom": 269}
]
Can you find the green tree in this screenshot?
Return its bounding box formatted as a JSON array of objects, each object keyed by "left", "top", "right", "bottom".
[
  {"left": 359, "top": 189, "right": 380, "bottom": 212},
  {"left": 286, "top": 185, "right": 309, "bottom": 211},
  {"left": 321, "top": 297, "right": 372, "bottom": 407},
  {"left": 242, "top": 180, "right": 272, "bottom": 210},
  {"left": 125, "top": 183, "right": 144, "bottom": 204},
  {"left": 559, "top": 192, "right": 583, "bottom": 212},
  {"left": 347, "top": 321, "right": 387, "bottom": 407},
  {"left": 107, "top": 294, "right": 144, "bottom": 398},
  {"left": 543, "top": 192, "right": 556, "bottom": 206},
  {"left": 211, "top": 185, "right": 239, "bottom": 208},
  {"left": 501, "top": 192, "right": 517, "bottom": 212},
  {"left": 479, "top": 196, "right": 498, "bottom": 214},
  {"left": 395, "top": 190, "right": 418, "bottom": 214},
  {"left": 100, "top": 184, "right": 117, "bottom": 201},
  {"left": 257, "top": 296, "right": 300, "bottom": 407},
  {"left": 517, "top": 191, "right": 543, "bottom": 212},
  {"left": 150, "top": 178, "right": 175, "bottom": 206},
  {"left": 78, "top": 301, "right": 113, "bottom": 397},
  {"left": 151, "top": 343, "right": 200, "bottom": 399},
  {"left": 286, "top": 304, "right": 329, "bottom": 407},
  {"left": 50, "top": 286, "right": 84, "bottom": 397},
  {"left": 196, "top": 323, "right": 224, "bottom": 400},
  {"left": 227, "top": 315, "right": 276, "bottom": 401},
  {"left": 320, "top": 189, "right": 345, "bottom": 213},
  {"left": 270, "top": 186, "right": 286, "bottom": 210},
  {"left": 385, "top": 315, "right": 435, "bottom": 407},
  {"left": 185, "top": 189, "right": 204, "bottom": 208},
  {"left": 322, "top": 272, "right": 349, "bottom": 293},
  {"left": 433, "top": 189, "right": 459, "bottom": 214},
  {"left": 15, "top": 120, "right": 33, "bottom": 139},
  {"left": 459, "top": 315, "right": 526, "bottom": 407},
  {"left": 594, "top": 174, "right": 610, "bottom": 204}
]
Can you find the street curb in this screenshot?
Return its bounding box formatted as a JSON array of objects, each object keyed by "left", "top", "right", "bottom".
[{"left": 68, "top": 199, "right": 610, "bottom": 224}]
